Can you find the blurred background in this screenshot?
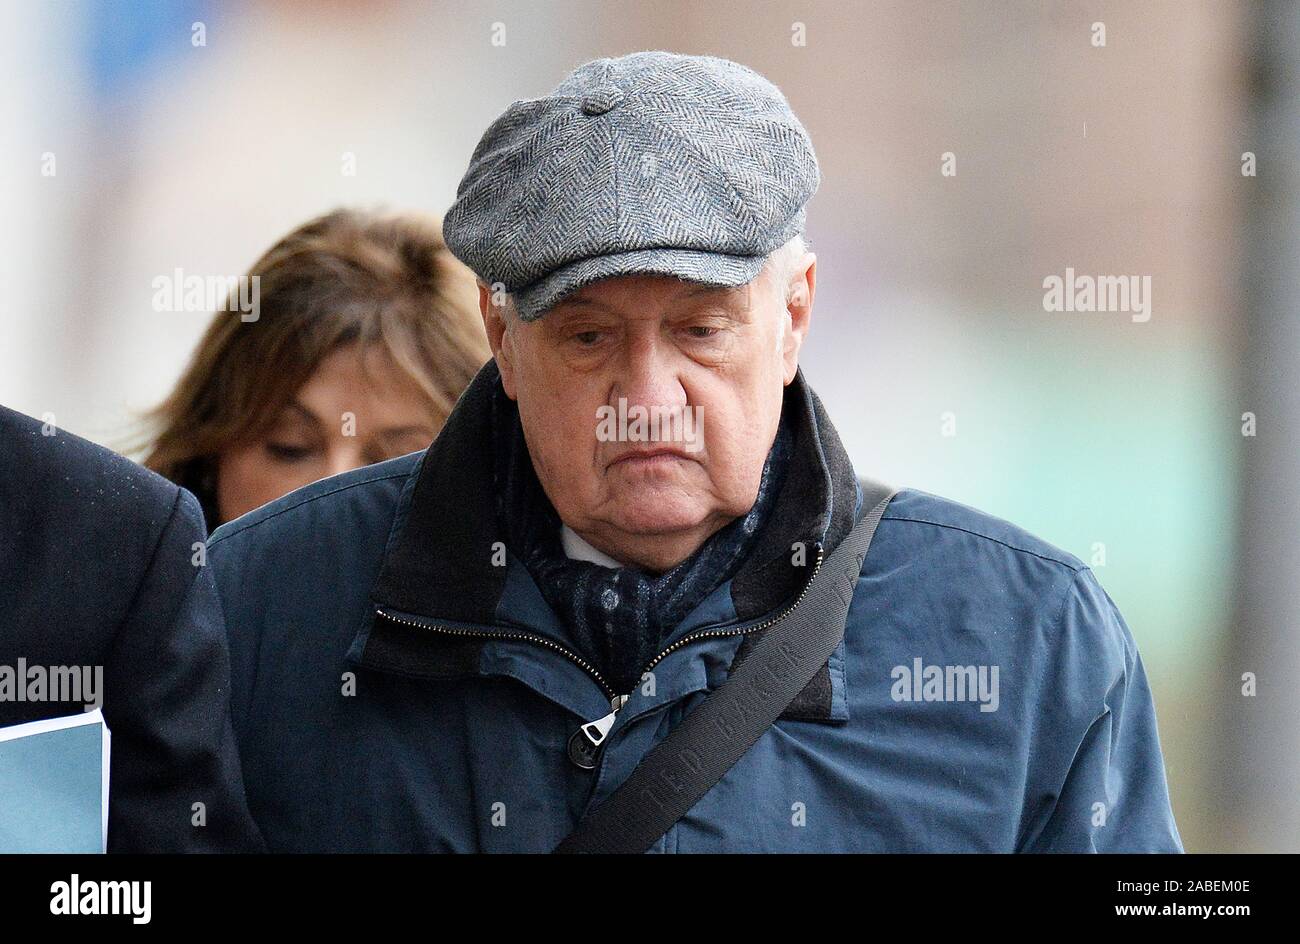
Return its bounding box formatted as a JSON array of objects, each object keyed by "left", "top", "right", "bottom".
[{"left": 1, "top": 0, "right": 1295, "bottom": 852}]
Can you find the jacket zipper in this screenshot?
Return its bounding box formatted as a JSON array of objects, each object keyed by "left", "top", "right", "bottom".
[
  {"left": 373, "top": 542, "right": 825, "bottom": 747},
  {"left": 640, "top": 543, "right": 825, "bottom": 677},
  {"left": 372, "top": 609, "right": 619, "bottom": 700}
]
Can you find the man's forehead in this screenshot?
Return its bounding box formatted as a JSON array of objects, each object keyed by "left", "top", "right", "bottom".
[{"left": 550, "top": 275, "right": 753, "bottom": 314}]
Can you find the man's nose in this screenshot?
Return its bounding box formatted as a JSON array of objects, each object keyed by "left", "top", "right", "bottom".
[{"left": 611, "top": 336, "right": 688, "bottom": 415}]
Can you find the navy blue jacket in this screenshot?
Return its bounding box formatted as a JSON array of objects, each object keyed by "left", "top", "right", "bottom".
[
  {"left": 210, "top": 364, "right": 1183, "bottom": 852},
  {"left": 0, "top": 406, "right": 262, "bottom": 852}
]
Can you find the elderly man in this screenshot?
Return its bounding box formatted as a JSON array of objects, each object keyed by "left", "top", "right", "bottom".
[{"left": 210, "top": 52, "right": 1182, "bottom": 852}]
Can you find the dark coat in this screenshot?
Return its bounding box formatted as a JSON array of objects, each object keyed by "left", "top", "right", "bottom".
[
  {"left": 211, "top": 364, "right": 1183, "bottom": 852},
  {"left": 0, "top": 406, "right": 262, "bottom": 852}
]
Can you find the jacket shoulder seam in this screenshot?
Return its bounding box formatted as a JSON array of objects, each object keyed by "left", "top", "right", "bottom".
[
  {"left": 208, "top": 469, "right": 410, "bottom": 547},
  {"left": 1014, "top": 565, "right": 1115, "bottom": 852},
  {"left": 880, "top": 512, "right": 1085, "bottom": 572},
  {"left": 112, "top": 484, "right": 187, "bottom": 651}
]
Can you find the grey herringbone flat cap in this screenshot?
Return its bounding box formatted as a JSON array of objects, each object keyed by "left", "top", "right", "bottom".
[{"left": 443, "top": 51, "right": 820, "bottom": 321}]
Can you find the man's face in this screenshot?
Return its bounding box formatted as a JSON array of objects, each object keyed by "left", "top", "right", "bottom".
[{"left": 481, "top": 254, "right": 814, "bottom": 572}]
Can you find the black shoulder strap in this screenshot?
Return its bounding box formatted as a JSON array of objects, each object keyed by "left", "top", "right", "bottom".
[{"left": 554, "top": 478, "right": 898, "bottom": 854}]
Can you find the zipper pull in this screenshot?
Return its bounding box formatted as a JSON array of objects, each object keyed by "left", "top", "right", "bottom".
[
  {"left": 567, "top": 694, "right": 629, "bottom": 770},
  {"left": 581, "top": 694, "right": 629, "bottom": 745}
]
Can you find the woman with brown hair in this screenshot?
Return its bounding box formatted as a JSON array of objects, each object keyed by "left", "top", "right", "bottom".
[{"left": 142, "top": 208, "right": 490, "bottom": 529}]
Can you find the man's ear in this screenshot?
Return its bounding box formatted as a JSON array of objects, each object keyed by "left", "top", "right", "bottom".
[
  {"left": 479, "top": 283, "right": 518, "bottom": 400},
  {"left": 781, "top": 252, "right": 816, "bottom": 385}
]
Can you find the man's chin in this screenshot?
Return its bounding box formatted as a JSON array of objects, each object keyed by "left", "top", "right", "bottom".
[
  {"left": 604, "top": 491, "right": 713, "bottom": 537},
  {"left": 612, "top": 514, "right": 708, "bottom": 539}
]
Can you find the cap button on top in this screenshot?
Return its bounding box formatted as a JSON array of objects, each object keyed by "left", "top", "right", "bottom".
[{"left": 580, "top": 84, "right": 624, "bottom": 116}]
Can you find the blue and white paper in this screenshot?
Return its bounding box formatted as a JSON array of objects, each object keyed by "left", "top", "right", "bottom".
[{"left": 0, "top": 709, "right": 110, "bottom": 853}]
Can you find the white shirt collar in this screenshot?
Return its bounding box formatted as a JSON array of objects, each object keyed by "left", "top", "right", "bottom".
[{"left": 560, "top": 525, "right": 624, "bottom": 569}]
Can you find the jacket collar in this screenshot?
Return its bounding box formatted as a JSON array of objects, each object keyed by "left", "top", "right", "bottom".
[{"left": 367, "top": 359, "right": 862, "bottom": 628}]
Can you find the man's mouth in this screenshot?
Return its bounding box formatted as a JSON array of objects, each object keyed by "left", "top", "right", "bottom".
[{"left": 607, "top": 446, "right": 695, "bottom": 470}]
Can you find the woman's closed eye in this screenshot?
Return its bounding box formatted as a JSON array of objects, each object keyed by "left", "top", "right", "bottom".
[{"left": 264, "top": 442, "right": 317, "bottom": 463}]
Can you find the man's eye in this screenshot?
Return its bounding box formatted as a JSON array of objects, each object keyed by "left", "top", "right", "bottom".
[
  {"left": 573, "top": 330, "right": 602, "bottom": 346},
  {"left": 685, "top": 325, "right": 719, "bottom": 339}
]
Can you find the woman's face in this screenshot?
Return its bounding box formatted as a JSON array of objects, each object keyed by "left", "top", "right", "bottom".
[{"left": 215, "top": 345, "right": 439, "bottom": 525}]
